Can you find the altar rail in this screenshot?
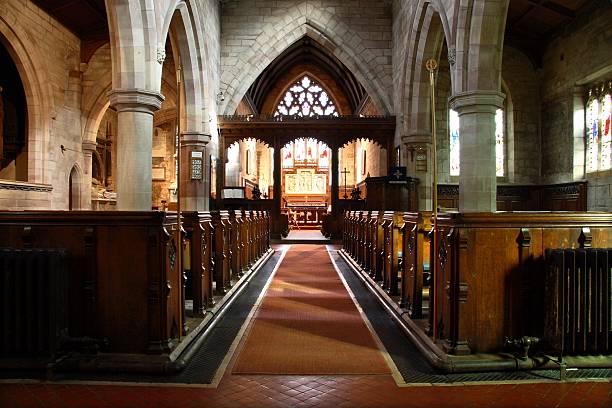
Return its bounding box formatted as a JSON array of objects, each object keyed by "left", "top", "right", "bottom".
[
  {"left": 0, "top": 210, "right": 271, "bottom": 370},
  {"left": 342, "top": 211, "right": 612, "bottom": 357}
]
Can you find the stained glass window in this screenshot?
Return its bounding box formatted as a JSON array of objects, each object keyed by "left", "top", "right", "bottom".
[
  {"left": 274, "top": 75, "right": 338, "bottom": 117},
  {"left": 449, "top": 108, "right": 505, "bottom": 176},
  {"left": 449, "top": 109, "right": 460, "bottom": 176},
  {"left": 587, "top": 84, "right": 612, "bottom": 173},
  {"left": 495, "top": 109, "right": 504, "bottom": 176}
]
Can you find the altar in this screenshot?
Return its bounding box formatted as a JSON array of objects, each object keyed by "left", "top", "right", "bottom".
[{"left": 285, "top": 201, "right": 327, "bottom": 227}]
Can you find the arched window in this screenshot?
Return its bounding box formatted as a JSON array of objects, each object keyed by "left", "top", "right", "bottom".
[
  {"left": 274, "top": 75, "right": 338, "bottom": 117},
  {"left": 449, "top": 108, "right": 505, "bottom": 177},
  {"left": 586, "top": 83, "right": 612, "bottom": 173}
]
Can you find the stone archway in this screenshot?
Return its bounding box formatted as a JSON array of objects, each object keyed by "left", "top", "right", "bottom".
[{"left": 220, "top": 9, "right": 393, "bottom": 116}]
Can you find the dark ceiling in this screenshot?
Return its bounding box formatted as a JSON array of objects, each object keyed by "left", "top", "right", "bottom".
[
  {"left": 32, "top": 0, "right": 108, "bottom": 62},
  {"left": 505, "top": 0, "right": 603, "bottom": 66}
]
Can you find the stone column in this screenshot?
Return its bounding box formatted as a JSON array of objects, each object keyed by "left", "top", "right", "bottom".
[
  {"left": 180, "top": 132, "right": 211, "bottom": 211},
  {"left": 331, "top": 145, "right": 339, "bottom": 214},
  {"left": 81, "top": 140, "right": 97, "bottom": 210},
  {"left": 109, "top": 89, "right": 164, "bottom": 210},
  {"left": 449, "top": 91, "right": 504, "bottom": 212}
]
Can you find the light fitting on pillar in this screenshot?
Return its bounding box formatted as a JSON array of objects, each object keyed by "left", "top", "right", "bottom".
[
  {"left": 216, "top": 92, "right": 225, "bottom": 104},
  {"left": 60, "top": 144, "right": 80, "bottom": 154}
]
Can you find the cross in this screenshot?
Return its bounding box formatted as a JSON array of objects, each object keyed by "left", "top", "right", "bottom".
[{"left": 341, "top": 167, "right": 350, "bottom": 199}]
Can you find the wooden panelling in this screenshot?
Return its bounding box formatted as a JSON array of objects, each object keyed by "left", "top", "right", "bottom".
[
  {"left": 432, "top": 212, "right": 612, "bottom": 355},
  {"left": 438, "top": 181, "right": 587, "bottom": 211}
]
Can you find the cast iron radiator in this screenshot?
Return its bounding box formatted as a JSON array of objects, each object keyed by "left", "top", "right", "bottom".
[
  {"left": 0, "top": 248, "right": 68, "bottom": 358},
  {"left": 544, "top": 248, "right": 611, "bottom": 355}
]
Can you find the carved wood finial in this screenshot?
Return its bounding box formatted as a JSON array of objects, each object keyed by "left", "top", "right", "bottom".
[
  {"left": 579, "top": 227, "right": 592, "bottom": 248},
  {"left": 518, "top": 228, "right": 531, "bottom": 248}
]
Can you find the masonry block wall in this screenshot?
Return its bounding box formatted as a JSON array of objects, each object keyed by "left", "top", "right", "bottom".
[
  {"left": 501, "top": 46, "right": 540, "bottom": 184},
  {"left": 0, "top": 0, "right": 85, "bottom": 210},
  {"left": 218, "top": 0, "right": 393, "bottom": 116},
  {"left": 540, "top": 6, "right": 612, "bottom": 210}
]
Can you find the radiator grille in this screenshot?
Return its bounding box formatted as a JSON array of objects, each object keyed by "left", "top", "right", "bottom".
[
  {"left": 0, "top": 248, "right": 68, "bottom": 358},
  {"left": 545, "top": 248, "right": 611, "bottom": 355}
]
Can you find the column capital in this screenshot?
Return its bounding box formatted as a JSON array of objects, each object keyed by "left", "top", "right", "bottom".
[
  {"left": 108, "top": 88, "right": 165, "bottom": 114},
  {"left": 449, "top": 90, "right": 505, "bottom": 115},
  {"left": 180, "top": 132, "right": 211, "bottom": 147},
  {"left": 82, "top": 140, "right": 97, "bottom": 154}
]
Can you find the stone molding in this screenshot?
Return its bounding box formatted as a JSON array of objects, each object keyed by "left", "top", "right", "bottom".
[
  {"left": 82, "top": 140, "right": 97, "bottom": 153},
  {"left": 0, "top": 180, "right": 53, "bottom": 192},
  {"left": 108, "top": 89, "right": 165, "bottom": 114},
  {"left": 448, "top": 90, "right": 505, "bottom": 115},
  {"left": 180, "top": 132, "right": 212, "bottom": 146}
]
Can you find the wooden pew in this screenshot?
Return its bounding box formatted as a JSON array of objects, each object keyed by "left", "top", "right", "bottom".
[
  {"left": 399, "top": 211, "right": 431, "bottom": 318},
  {"left": 0, "top": 211, "right": 181, "bottom": 356},
  {"left": 182, "top": 212, "right": 215, "bottom": 315},
  {"left": 431, "top": 212, "right": 612, "bottom": 355},
  {"left": 212, "top": 210, "right": 231, "bottom": 295},
  {"left": 228, "top": 210, "right": 243, "bottom": 281}
]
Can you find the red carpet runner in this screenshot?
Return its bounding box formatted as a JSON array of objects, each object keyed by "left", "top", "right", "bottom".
[{"left": 233, "top": 245, "right": 391, "bottom": 375}]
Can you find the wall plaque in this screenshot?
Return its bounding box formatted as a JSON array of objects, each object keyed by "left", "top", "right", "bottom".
[{"left": 191, "top": 158, "right": 203, "bottom": 180}]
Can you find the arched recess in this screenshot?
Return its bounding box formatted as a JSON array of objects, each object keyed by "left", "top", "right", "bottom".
[
  {"left": 225, "top": 138, "right": 273, "bottom": 198},
  {"left": 68, "top": 164, "right": 83, "bottom": 210},
  {"left": 0, "top": 18, "right": 52, "bottom": 184},
  {"left": 221, "top": 15, "right": 392, "bottom": 116}
]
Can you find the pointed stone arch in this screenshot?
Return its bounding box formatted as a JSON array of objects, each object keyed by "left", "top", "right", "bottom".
[
  {"left": 220, "top": 7, "right": 392, "bottom": 115},
  {"left": 160, "top": 0, "right": 207, "bottom": 136},
  {"left": 453, "top": 0, "right": 509, "bottom": 93},
  {"left": 397, "top": 0, "right": 454, "bottom": 138},
  {"left": 0, "top": 16, "right": 53, "bottom": 184}
]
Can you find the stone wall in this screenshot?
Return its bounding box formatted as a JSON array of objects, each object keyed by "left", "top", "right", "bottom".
[
  {"left": 540, "top": 5, "right": 612, "bottom": 210},
  {"left": 501, "top": 46, "right": 540, "bottom": 184}
]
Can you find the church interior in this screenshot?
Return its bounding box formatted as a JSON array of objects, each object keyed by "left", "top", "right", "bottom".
[{"left": 0, "top": 0, "right": 611, "bottom": 407}]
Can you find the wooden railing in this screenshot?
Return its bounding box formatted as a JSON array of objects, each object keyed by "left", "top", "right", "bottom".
[
  {"left": 342, "top": 210, "right": 612, "bottom": 356},
  {"left": 0, "top": 210, "right": 272, "bottom": 370}
]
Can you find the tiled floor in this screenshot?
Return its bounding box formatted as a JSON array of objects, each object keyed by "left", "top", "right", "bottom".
[
  {"left": 1, "top": 374, "right": 611, "bottom": 407},
  {"left": 1, "top": 244, "right": 611, "bottom": 407}
]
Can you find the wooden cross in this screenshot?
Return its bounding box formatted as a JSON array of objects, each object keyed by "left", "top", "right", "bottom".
[{"left": 341, "top": 167, "right": 350, "bottom": 199}]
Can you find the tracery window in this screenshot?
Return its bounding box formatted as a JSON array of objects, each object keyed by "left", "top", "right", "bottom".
[
  {"left": 449, "top": 108, "right": 505, "bottom": 177},
  {"left": 586, "top": 83, "right": 612, "bottom": 173},
  {"left": 274, "top": 75, "right": 338, "bottom": 117}
]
